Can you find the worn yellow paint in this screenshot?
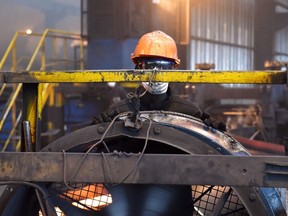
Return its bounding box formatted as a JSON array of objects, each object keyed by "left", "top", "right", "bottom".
[
  {"left": 37, "top": 84, "right": 43, "bottom": 120},
  {"left": 27, "top": 96, "right": 37, "bottom": 145},
  {"left": 29, "top": 70, "right": 151, "bottom": 83},
  {"left": 2, "top": 70, "right": 286, "bottom": 84}
]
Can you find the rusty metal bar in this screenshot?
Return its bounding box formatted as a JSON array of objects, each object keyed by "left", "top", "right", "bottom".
[{"left": 0, "top": 152, "right": 287, "bottom": 187}]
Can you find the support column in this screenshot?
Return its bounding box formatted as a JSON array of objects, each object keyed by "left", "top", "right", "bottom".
[
  {"left": 22, "top": 83, "right": 42, "bottom": 152},
  {"left": 254, "top": 0, "right": 275, "bottom": 69}
]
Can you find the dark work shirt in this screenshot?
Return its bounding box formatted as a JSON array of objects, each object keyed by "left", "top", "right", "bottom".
[{"left": 108, "top": 86, "right": 202, "bottom": 119}]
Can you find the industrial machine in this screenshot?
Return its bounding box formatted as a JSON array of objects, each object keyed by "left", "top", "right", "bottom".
[
  {"left": 0, "top": 28, "right": 287, "bottom": 216},
  {"left": 0, "top": 68, "right": 287, "bottom": 215},
  {"left": 0, "top": 111, "right": 286, "bottom": 215}
]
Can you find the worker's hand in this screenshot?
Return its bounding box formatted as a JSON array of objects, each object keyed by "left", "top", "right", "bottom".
[
  {"left": 92, "top": 108, "right": 120, "bottom": 124},
  {"left": 200, "top": 112, "right": 226, "bottom": 132}
]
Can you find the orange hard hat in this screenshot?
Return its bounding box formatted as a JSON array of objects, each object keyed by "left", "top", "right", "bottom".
[{"left": 131, "top": 30, "right": 180, "bottom": 66}]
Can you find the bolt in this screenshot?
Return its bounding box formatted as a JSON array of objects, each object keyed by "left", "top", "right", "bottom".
[
  {"left": 249, "top": 193, "right": 256, "bottom": 201},
  {"left": 154, "top": 127, "right": 161, "bottom": 135},
  {"left": 230, "top": 140, "right": 238, "bottom": 149},
  {"left": 241, "top": 168, "right": 247, "bottom": 175},
  {"left": 6, "top": 187, "right": 13, "bottom": 192},
  {"left": 98, "top": 126, "right": 105, "bottom": 134},
  {"left": 253, "top": 187, "right": 259, "bottom": 192}
]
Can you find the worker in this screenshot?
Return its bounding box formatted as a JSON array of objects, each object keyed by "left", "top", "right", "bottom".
[{"left": 92, "top": 30, "right": 226, "bottom": 131}]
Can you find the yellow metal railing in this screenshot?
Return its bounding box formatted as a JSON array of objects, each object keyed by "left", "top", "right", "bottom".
[
  {"left": 0, "top": 29, "right": 85, "bottom": 71},
  {"left": 0, "top": 69, "right": 285, "bottom": 151},
  {"left": 0, "top": 29, "right": 86, "bottom": 151},
  {"left": 2, "top": 69, "right": 285, "bottom": 84}
]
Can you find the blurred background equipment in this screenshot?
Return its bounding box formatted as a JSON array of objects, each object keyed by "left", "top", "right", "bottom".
[{"left": 0, "top": 0, "right": 288, "bottom": 215}]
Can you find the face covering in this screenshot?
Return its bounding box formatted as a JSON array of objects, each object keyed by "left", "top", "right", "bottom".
[
  {"left": 135, "top": 58, "right": 175, "bottom": 95},
  {"left": 142, "top": 81, "right": 168, "bottom": 94}
]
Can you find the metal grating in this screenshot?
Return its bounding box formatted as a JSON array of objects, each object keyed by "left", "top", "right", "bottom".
[
  {"left": 39, "top": 183, "right": 112, "bottom": 215},
  {"left": 41, "top": 183, "right": 250, "bottom": 216},
  {"left": 192, "top": 185, "right": 249, "bottom": 216}
]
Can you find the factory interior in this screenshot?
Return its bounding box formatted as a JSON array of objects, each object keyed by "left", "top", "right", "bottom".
[{"left": 0, "top": 0, "right": 288, "bottom": 215}]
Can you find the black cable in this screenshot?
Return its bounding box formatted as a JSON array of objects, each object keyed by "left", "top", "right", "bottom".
[
  {"left": 62, "top": 110, "right": 225, "bottom": 191},
  {"left": 0, "top": 181, "right": 57, "bottom": 216},
  {"left": 101, "top": 117, "right": 152, "bottom": 186},
  {"left": 35, "top": 189, "right": 47, "bottom": 216},
  {"left": 62, "top": 111, "right": 153, "bottom": 189},
  {"left": 117, "top": 117, "right": 152, "bottom": 184},
  {"left": 62, "top": 110, "right": 210, "bottom": 189},
  {"left": 62, "top": 112, "right": 131, "bottom": 189}
]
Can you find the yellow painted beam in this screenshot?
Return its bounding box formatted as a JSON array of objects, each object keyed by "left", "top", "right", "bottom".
[{"left": 0, "top": 70, "right": 286, "bottom": 84}]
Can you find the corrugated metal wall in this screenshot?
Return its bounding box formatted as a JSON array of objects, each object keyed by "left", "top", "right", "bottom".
[
  {"left": 274, "top": 25, "right": 288, "bottom": 61},
  {"left": 189, "top": 0, "right": 255, "bottom": 70}
]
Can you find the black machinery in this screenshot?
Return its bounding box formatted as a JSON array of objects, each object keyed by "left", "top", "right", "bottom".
[{"left": 0, "top": 112, "right": 286, "bottom": 215}]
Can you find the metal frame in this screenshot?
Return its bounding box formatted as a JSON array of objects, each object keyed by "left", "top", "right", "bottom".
[{"left": 0, "top": 69, "right": 287, "bottom": 188}]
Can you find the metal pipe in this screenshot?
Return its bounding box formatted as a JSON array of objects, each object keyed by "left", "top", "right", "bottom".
[
  {"left": 1, "top": 111, "right": 22, "bottom": 152},
  {"left": 0, "top": 83, "right": 7, "bottom": 98},
  {"left": 12, "top": 43, "right": 16, "bottom": 71},
  {"left": 40, "top": 41, "right": 46, "bottom": 70},
  {"left": 22, "top": 121, "right": 32, "bottom": 152},
  {"left": 0, "top": 32, "right": 19, "bottom": 70},
  {"left": 80, "top": 39, "right": 84, "bottom": 70},
  {"left": 0, "top": 83, "right": 22, "bottom": 131},
  {"left": 53, "top": 37, "right": 57, "bottom": 70}
]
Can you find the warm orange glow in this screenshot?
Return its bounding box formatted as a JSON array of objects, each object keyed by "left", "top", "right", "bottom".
[
  {"left": 64, "top": 184, "right": 112, "bottom": 211},
  {"left": 72, "top": 194, "right": 113, "bottom": 210},
  {"left": 39, "top": 184, "right": 112, "bottom": 215},
  {"left": 64, "top": 184, "right": 109, "bottom": 200}
]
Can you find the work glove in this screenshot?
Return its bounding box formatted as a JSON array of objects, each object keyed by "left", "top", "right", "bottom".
[
  {"left": 200, "top": 112, "right": 226, "bottom": 132},
  {"left": 92, "top": 108, "right": 120, "bottom": 124}
]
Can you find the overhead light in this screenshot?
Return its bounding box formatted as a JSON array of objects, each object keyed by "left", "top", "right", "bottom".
[{"left": 26, "top": 29, "right": 32, "bottom": 35}]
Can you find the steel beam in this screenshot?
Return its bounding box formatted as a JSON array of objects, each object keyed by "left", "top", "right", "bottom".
[
  {"left": 0, "top": 70, "right": 286, "bottom": 84},
  {"left": 22, "top": 83, "right": 42, "bottom": 151},
  {"left": 0, "top": 152, "right": 287, "bottom": 187}
]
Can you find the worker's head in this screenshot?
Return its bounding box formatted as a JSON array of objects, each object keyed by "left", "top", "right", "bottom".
[{"left": 131, "top": 31, "right": 180, "bottom": 94}]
